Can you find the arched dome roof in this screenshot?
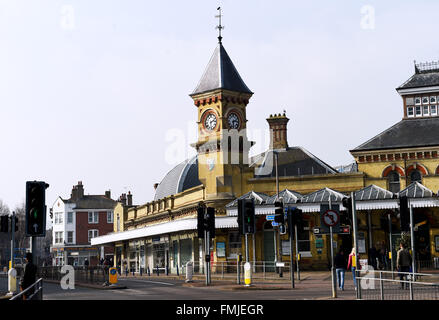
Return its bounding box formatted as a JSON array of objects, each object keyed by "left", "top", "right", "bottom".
[{"left": 154, "top": 156, "right": 201, "bottom": 200}]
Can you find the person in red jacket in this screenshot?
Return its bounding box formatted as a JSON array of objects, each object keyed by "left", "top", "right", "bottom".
[{"left": 347, "top": 247, "right": 357, "bottom": 289}]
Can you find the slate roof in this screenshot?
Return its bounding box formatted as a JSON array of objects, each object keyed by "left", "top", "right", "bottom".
[
  {"left": 191, "top": 42, "right": 252, "bottom": 96},
  {"left": 266, "top": 189, "right": 302, "bottom": 204},
  {"left": 251, "top": 147, "right": 337, "bottom": 178},
  {"left": 354, "top": 185, "right": 395, "bottom": 201},
  {"left": 154, "top": 156, "right": 202, "bottom": 200},
  {"left": 300, "top": 188, "right": 346, "bottom": 203},
  {"left": 351, "top": 118, "right": 439, "bottom": 152},
  {"left": 225, "top": 191, "right": 269, "bottom": 208},
  {"left": 73, "top": 195, "right": 117, "bottom": 210},
  {"left": 398, "top": 182, "right": 434, "bottom": 198},
  {"left": 397, "top": 69, "right": 439, "bottom": 90}
]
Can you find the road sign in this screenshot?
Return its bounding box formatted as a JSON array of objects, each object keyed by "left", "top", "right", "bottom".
[
  {"left": 266, "top": 215, "right": 275, "bottom": 221},
  {"left": 109, "top": 267, "right": 117, "bottom": 284},
  {"left": 271, "top": 222, "right": 279, "bottom": 227},
  {"left": 322, "top": 210, "right": 339, "bottom": 227},
  {"left": 313, "top": 227, "right": 321, "bottom": 234}
]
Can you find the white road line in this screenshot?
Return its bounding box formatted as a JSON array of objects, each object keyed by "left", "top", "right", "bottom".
[{"left": 118, "top": 279, "right": 175, "bottom": 286}]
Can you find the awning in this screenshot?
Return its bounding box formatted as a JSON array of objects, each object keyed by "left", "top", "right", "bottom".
[{"left": 91, "top": 216, "right": 238, "bottom": 246}]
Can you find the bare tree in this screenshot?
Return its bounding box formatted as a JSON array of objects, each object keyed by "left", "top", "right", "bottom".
[{"left": 0, "top": 199, "right": 10, "bottom": 266}]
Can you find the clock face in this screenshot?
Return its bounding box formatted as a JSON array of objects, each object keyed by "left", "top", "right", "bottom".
[
  {"left": 227, "top": 112, "right": 240, "bottom": 129},
  {"left": 204, "top": 113, "right": 217, "bottom": 131}
]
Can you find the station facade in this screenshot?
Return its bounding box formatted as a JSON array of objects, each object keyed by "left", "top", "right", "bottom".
[{"left": 91, "top": 35, "right": 439, "bottom": 273}]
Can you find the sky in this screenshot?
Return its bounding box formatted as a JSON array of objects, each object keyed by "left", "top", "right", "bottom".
[{"left": 0, "top": 0, "right": 439, "bottom": 227}]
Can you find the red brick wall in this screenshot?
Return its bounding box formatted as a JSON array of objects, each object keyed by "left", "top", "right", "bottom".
[{"left": 75, "top": 210, "right": 114, "bottom": 245}]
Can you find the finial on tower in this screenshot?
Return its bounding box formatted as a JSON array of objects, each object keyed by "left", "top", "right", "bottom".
[{"left": 215, "top": 7, "right": 224, "bottom": 43}]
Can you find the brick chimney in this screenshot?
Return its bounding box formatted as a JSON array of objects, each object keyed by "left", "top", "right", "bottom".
[
  {"left": 266, "top": 112, "right": 289, "bottom": 150},
  {"left": 105, "top": 190, "right": 111, "bottom": 199},
  {"left": 71, "top": 181, "right": 85, "bottom": 201},
  {"left": 127, "top": 191, "right": 133, "bottom": 206},
  {"left": 119, "top": 193, "right": 127, "bottom": 206}
]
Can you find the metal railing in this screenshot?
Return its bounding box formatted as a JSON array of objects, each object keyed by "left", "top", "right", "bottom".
[
  {"left": 38, "top": 266, "right": 108, "bottom": 285},
  {"left": 10, "top": 278, "right": 43, "bottom": 300},
  {"left": 356, "top": 270, "right": 439, "bottom": 300}
]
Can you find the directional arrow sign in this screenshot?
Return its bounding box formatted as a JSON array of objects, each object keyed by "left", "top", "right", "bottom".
[
  {"left": 266, "top": 215, "right": 275, "bottom": 221},
  {"left": 33, "top": 223, "right": 38, "bottom": 232}
]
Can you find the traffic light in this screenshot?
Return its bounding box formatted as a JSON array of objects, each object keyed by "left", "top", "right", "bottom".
[
  {"left": 274, "top": 201, "right": 284, "bottom": 224},
  {"left": 25, "top": 181, "right": 49, "bottom": 236},
  {"left": 237, "top": 199, "right": 255, "bottom": 234},
  {"left": 399, "top": 195, "right": 410, "bottom": 232},
  {"left": 197, "top": 205, "right": 205, "bottom": 238},
  {"left": 205, "top": 207, "right": 215, "bottom": 238},
  {"left": 342, "top": 196, "right": 352, "bottom": 217},
  {"left": 287, "top": 207, "right": 303, "bottom": 235},
  {"left": 0, "top": 215, "right": 8, "bottom": 232},
  {"left": 197, "top": 205, "right": 215, "bottom": 238}
]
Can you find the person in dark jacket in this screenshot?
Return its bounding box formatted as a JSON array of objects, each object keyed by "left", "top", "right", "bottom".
[
  {"left": 335, "top": 249, "right": 347, "bottom": 291},
  {"left": 20, "top": 252, "right": 37, "bottom": 299}
]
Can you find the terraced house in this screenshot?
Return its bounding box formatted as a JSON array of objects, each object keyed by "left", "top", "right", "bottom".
[{"left": 91, "top": 31, "right": 439, "bottom": 273}]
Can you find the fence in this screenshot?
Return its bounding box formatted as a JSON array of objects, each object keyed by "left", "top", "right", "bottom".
[
  {"left": 356, "top": 270, "right": 439, "bottom": 300},
  {"left": 9, "top": 278, "right": 43, "bottom": 300}
]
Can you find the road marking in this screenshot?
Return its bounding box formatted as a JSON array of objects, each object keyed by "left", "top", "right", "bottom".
[{"left": 118, "top": 279, "right": 175, "bottom": 286}]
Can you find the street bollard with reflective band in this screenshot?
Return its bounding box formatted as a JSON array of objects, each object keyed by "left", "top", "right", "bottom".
[
  {"left": 109, "top": 267, "right": 117, "bottom": 284},
  {"left": 8, "top": 268, "right": 17, "bottom": 294},
  {"left": 244, "top": 262, "right": 252, "bottom": 286}
]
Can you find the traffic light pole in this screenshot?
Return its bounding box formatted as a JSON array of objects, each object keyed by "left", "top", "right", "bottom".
[
  {"left": 409, "top": 201, "right": 416, "bottom": 277},
  {"left": 388, "top": 213, "right": 394, "bottom": 279},
  {"left": 351, "top": 192, "right": 360, "bottom": 297},
  {"left": 289, "top": 213, "right": 295, "bottom": 289},
  {"left": 295, "top": 224, "right": 300, "bottom": 280},
  {"left": 10, "top": 211, "right": 15, "bottom": 269},
  {"left": 245, "top": 233, "right": 249, "bottom": 263},
  {"left": 329, "top": 199, "right": 336, "bottom": 299}
]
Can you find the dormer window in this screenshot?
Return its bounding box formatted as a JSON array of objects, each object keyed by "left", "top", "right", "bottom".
[
  {"left": 430, "top": 96, "right": 437, "bottom": 104},
  {"left": 431, "top": 105, "right": 437, "bottom": 116},
  {"left": 415, "top": 106, "right": 422, "bottom": 116},
  {"left": 422, "top": 97, "right": 429, "bottom": 104},
  {"left": 407, "top": 107, "right": 414, "bottom": 117},
  {"left": 415, "top": 97, "right": 421, "bottom": 105}
]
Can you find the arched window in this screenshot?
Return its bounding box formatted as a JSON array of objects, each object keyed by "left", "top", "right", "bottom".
[
  {"left": 388, "top": 171, "right": 400, "bottom": 193},
  {"left": 410, "top": 169, "right": 422, "bottom": 184}
]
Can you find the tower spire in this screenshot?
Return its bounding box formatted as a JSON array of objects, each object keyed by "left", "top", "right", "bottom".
[{"left": 215, "top": 7, "right": 224, "bottom": 43}]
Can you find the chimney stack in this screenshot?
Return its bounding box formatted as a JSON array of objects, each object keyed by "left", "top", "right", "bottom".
[
  {"left": 266, "top": 112, "right": 289, "bottom": 150},
  {"left": 105, "top": 190, "right": 111, "bottom": 199},
  {"left": 153, "top": 183, "right": 159, "bottom": 190},
  {"left": 77, "top": 181, "right": 84, "bottom": 198},
  {"left": 127, "top": 191, "right": 133, "bottom": 206},
  {"left": 119, "top": 193, "right": 127, "bottom": 206}
]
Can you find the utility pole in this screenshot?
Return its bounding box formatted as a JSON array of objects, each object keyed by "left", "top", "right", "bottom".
[
  {"left": 274, "top": 151, "right": 279, "bottom": 272},
  {"left": 409, "top": 200, "right": 416, "bottom": 278}
]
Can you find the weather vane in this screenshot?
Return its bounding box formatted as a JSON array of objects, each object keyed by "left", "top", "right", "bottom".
[{"left": 215, "top": 7, "right": 224, "bottom": 43}]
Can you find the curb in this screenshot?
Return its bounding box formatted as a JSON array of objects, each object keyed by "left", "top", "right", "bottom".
[{"left": 43, "top": 279, "right": 127, "bottom": 290}]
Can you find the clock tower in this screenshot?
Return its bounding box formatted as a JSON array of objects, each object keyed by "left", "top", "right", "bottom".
[{"left": 190, "top": 37, "right": 254, "bottom": 200}]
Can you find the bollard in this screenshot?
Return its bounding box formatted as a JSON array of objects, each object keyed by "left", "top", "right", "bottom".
[
  {"left": 8, "top": 268, "right": 17, "bottom": 295},
  {"left": 156, "top": 265, "right": 159, "bottom": 276},
  {"left": 176, "top": 264, "right": 179, "bottom": 276},
  {"left": 147, "top": 266, "right": 150, "bottom": 276},
  {"left": 185, "top": 261, "right": 193, "bottom": 283}
]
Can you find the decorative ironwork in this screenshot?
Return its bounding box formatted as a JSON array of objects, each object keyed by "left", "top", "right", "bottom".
[{"left": 414, "top": 60, "right": 439, "bottom": 73}]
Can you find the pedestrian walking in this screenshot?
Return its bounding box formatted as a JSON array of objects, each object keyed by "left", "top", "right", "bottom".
[
  {"left": 347, "top": 247, "right": 357, "bottom": 289},
  {"left": 397, "top": 242, "right": 412, "bottom": 289},
  {"left": 20, "top": 252, "right": 37, "bottom": 300},
  {"left": 335, "top": 249, "right": 346, "bottom": 291}
]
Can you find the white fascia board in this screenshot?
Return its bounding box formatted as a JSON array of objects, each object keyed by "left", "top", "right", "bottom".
[{"left": 397, "top": 86, "right": 439, "bottom": 96}]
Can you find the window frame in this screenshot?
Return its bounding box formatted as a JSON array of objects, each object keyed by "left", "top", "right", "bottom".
[
  {"left": 107, "top": 211, "right": 113, "bottom": 223},
  {"left": 67, "top": 212, "right": 73, "bottom": 224},
  {"left": 67, "top": 231, "right": 74, "bottom": 244},
  {"left": 88, "top": 211, "right": 99, "bottom": 224},
  {"left": 407, "top": 106, "right": 414, "bottom": 117},
  {"left": 423, "top": 105, "right": 429, "bottom": 116},
  {"left": 88, "top": 229, "right": 99, "bottom": 243},
  {"left": 431, "top": 105, "right": 437, "bottom": 116}
]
